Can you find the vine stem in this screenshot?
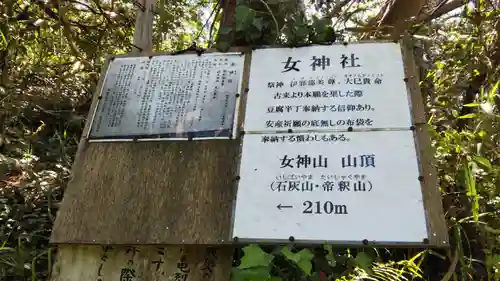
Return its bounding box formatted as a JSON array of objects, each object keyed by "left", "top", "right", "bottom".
[{"left": 258, "top": 0, "right": 280, "bottom": 43}]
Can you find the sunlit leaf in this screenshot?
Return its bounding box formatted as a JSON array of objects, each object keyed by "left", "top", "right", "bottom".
[
  {"left": 355, "top": 252, "right": 374, "bottom": 275},
  {"left": 480, "top": 102, "right": 494, "bottom": 114},
  {"left": 472, "top": 156, "right": 492, "bottom": 171},
  {"left": 463, "top": 103, "right": 480, "bottom": 107},
  {"left": 231, "top": 266, "right": 271, "bottom": 281},
  {"left": 281, "top": 248, "right": 314, "bottom": 276},
  {"left": 458, "top": 113, "right": 477, "bottom": 119},
  {"left": 239, "top": 244, "right": 274, "bottom": 269},
  {"left": 464, "top": 162, "right": 479, "bottom": 221}
]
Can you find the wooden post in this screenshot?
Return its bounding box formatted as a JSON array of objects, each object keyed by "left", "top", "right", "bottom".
[
  {"left": 131, "top": 0, "right": 155, "bottom": 54},
  {"left": 49, "top": 0, "right": 245, "bottom": 280}
]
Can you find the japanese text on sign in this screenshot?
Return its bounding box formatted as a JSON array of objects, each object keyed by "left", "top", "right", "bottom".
[
  {"left": 89, "top": 53, "right": 245, "bottom": 140},
  {"left": 232, "top": 130, "right": 428, "bottom": 243},
  {"left": 243, "top": 43, "right": 413, "bottom": 132}
]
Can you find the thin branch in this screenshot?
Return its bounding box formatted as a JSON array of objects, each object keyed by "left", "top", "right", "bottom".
[
  {"left": 423, "top": 0, "right": 467, "bottom": 23},
  {"left": 332, "top": 0, "right": 355, "bottom": 28},
  {"left": 67, "top": 0, "right": 101, "bottom": 15},
  {"left": 90, "top": 0, "right": 114, "bottom": 25},
  {"left": 195, "top": 2, "right": 219, "bottom": 41},
  {"left": 325, "top": 0, "right": 351, "bottom": 21},
  {"left": 257, "top": 0, "right": 279, "bottom": 43}
]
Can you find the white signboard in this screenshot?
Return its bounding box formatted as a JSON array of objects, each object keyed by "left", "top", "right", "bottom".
[
  {"left": 232, "top": 130, "right": 428, "bottom": 244},
  {"left": 243, "top": 43, "right": 413, "bottom": 133},
  {"left": 89, "top": 53, "right": 245, "bottom": 141}
]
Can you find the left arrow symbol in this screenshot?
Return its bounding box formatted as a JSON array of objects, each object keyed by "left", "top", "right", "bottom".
[{"left": 277, "top": 204, "right": 293, "bottom": 210}]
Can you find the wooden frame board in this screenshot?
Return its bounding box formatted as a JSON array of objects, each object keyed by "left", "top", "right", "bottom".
[
  {"left": 50, "top": 47, "right": 252, "bottom": 245},
  {"left": 400, "top": 37, "right": 449, "bottom": 247}
]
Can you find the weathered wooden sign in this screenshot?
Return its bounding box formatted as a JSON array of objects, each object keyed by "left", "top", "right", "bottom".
[
  {"left": 50, "top": 48, "right": 250, "bottom": 246},
  {"left": 232, "top": 41, "right": 448, "bottom": 247},
  {"left": 88, "top": 52, "right": 245, "bottom": 141},
  {"left": 51, "top": 245, "right": 232, "bottom": 281},
  {"left": 243, "top": 43, "right": 413, "bottom": 132}
]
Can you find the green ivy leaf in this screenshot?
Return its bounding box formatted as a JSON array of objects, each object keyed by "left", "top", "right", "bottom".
[
  {"left": 473, "top": 156, "right": 492, "bottom": 171},
  {"left": 297, "top": 258, "right": 313, "bottom": 276},
  {"left": 281, "top": 248, "right": 314, "bottom": 275},
  {"left": 295, "top": 25, "right": 310, "bottom": 39},
  {"left": 312, "top": 17, "right": 328, "bottom": 34},
  {"left": 235, "top": 5, "right": 252, "bottom": 21},
  {"left": 253, "top": 17, "right": 263, "bottom": 31},
  {"left": 230, "top": 268, "right": 246, "bottom": 281},
  {"left": 239, "top": 244, "right": 274, "bottom": 269},
  {"left": 235, "top": 5, "right": 254, "bottom": 32},
  {"left": 354, "top": 252, "right": 374, "bottom": 275},
  {"left": 323, "top": 244, "right": 336, "bottom": 267},
  {"left": 281, "top": 247, "right": 300, "bottom": 263},
  {"left": 231, "top": 267, "right": 271, "bottom": 281}
]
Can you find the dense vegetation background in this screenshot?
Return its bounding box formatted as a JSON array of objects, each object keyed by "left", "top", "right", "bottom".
[{"left": 0, "top": 0, "right": 499, "bottom": 280}]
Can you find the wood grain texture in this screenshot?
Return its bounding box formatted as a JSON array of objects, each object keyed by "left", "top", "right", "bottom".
[
  {"left": 400, "top": 38, "right": 449, "bottom": 247},
  {"left": 50, "top": 245, "right": 233, "bottom": 281},
  {"left": 50, "top": 48, "right": 251, "bottom": 245}
]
